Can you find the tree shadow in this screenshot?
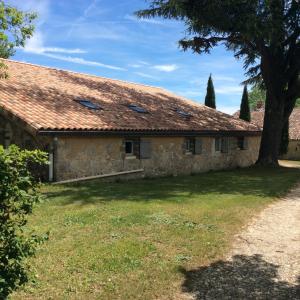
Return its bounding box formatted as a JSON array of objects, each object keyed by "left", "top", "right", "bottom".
[
  {"left": 180, "top": 254, "right": 300, "bottom": 299},
  {"left": 44, "top": 166, "right": 300, "bottom": 206}
]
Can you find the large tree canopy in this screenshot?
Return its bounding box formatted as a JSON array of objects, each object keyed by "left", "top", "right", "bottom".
[
  {"left": 137, "top": 0, "right": 300, "bottom": 165},
  {"left": 0, "top": 1, "right": 36, "bottom": 78}
]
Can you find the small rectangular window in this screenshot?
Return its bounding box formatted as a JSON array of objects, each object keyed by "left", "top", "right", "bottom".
[
  {"left": 185, "top": 138, "right": 195, "bottom": 154},
  {"left": 237, "top": 137, "right": 245, "bottom": 150},
  {"left": 125, "top": 140, "right": 133, "bottom": 155},
  {"left": 215, "top": 137, "right": 221, "bottom": 152},
  {"left": 76, "top": 99, "right": 101, "bottom": 110},
  {"left": 124, "top": 139, "right": 140, "bottom": 158},
  {"left": 238, "top": 137, "right": 248, "bottom": 150},
  {"left": 128, "top": 104, "right": 148, "bottom": 113}
]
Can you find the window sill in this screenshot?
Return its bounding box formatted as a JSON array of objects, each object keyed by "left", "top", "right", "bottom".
[
  {"left": 185, "top": 152, "right": 193, "bottom": 155},
  {"left": 125, "top": 155, "right": 137, "bottom": 160}
]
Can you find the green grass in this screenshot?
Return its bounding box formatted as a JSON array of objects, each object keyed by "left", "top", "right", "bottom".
[{"left": 11, "top": 166, "right": 300, "bottom": 300}]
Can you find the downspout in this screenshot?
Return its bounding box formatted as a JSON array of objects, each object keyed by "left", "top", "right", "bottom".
[{"left": 49, "top": 136, "right": 58, "bottom": 182}]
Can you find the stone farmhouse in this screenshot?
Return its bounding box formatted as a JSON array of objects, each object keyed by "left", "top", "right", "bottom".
[
  {"left": 0, "top": 60, "right": 261, "bottom": 182},
  {"left": 250, "top": 106, "right": 300, "bottom": 161}
]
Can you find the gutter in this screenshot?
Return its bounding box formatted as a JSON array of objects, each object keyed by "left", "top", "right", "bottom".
[{"left": 38, "top": 129, "right": 262, "bottom": 137}]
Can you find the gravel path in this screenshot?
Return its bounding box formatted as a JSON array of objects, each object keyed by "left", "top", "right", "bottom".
[{"left": 180, "top": 183, "right": 300, "bottom": 300}]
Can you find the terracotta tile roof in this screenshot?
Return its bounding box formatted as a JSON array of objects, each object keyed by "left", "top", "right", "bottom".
[
  {"left": 0, "top": 59, "right": 261, "bottom": 134},
  {"left": 234, "top": 108, "right": 300, "bottom": 140}
]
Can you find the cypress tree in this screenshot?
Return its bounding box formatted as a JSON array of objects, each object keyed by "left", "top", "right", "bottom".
[
  {"left": 239, "top": 85, "right": 251, "bottom": 122},
  {"left": 205, "top": 74, "right": 216, "bottom": 109}
]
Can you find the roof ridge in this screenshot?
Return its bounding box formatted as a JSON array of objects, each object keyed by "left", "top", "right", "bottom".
[{"left": 2, "top": 58, "right": 165, "bottom": 91}]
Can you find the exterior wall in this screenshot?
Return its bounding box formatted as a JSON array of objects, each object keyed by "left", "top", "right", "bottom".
[
  {"left": 0, "top": 114, "right": 51, "bottom": 181},
  {"left": 0, "top": 114, "right": 50, "bottom": 150},
  {"left": 55, "top": 135, "right": 261, "bottom": 181},
  {"left": 281, "top": 140, "right": 300, "bottom": 161}
]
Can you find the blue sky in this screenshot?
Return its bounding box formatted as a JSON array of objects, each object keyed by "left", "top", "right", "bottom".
[{"left": 8, "top": 0, "right": 248, "bottom": 114}]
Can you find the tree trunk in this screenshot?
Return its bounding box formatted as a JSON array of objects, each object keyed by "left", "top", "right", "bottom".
[{"left": 256, "top": 89, "right": 284, "bottom": 166}]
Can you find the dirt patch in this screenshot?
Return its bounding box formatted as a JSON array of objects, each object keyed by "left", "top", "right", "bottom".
[{"left": 179, "top": 184, "right": 300, "bottom": 299}]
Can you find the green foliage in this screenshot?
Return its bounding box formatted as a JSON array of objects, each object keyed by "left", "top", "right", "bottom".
[
  {"left": 204, "top": 74, "right": 216, "bottom": 109},
  {"left": 0, "top": 145, "right": 48, "bottom": 298},
  {"left": 248, "top": 86, "right": 266, "bottom": 110},
  {"left": 249, "top": 86, "right": 300, "bottom": 110},
  {"left": 136, "top": 1, "right": 300, "bottom": 163},
  {"left": 239, "top": 85, "right": 250, "bottom": 122},
  {"left": 279, "top": 120, "right": 289, "bottom": 156},
  {"left": 0, "top": 1, "right": 36, "bottom": 78}
]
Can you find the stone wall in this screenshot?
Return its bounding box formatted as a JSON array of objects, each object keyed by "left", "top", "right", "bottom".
[
  {"left": 281, "top": 140, "right": 300, "bottom": 161},
  {"left": 0, "top": 114, "right": 50, "bottom": 150},
  {"left": 0, "top": 113, "right": 51, "bottom": 181},
  {"left": 55, "top": 135, "right": 261, "bottom": 181}
]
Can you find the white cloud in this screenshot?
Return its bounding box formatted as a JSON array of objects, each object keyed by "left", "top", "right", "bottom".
[
  {"left": 128, "top": 61, "right": 150, "bottom": 68},
  {"left": 153, "top": 64, "right": 178, "bottom": 72},
  {"left": 217, "top": 105, "right": 239, "bottom": 115},
  {"left": 22, "top": 29, "right": 125, "bottom": 71},
  {"left": 24, "top": 31, "right": 86, "bottom": 54},
  {"left": 135, "top": 72, "right": 158, "bottom": 80},
  {"left": 129, "top": 64, "right": 143, "bottom": 68},
  {"left": 124, "top": 14, "right": 164, "bottom": 25},
  {"left": 42, "top": 53, "right": 126, "bottom": 71},
  {"left": 215, "top": 86, "right": 243, "bottom": 95}
]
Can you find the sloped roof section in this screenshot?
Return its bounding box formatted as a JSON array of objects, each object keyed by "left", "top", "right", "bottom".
[
  {"left": 249, "top": 109, "right": 300, "bottom": 140},
  {"left": 234, "top": 106, "right": 299, "bottom": 140},
  {"left": 0, "top": 59, "right": 261, "bottom": 135}
]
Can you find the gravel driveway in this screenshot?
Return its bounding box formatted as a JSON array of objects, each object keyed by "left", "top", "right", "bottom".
[{"left": 180, "top": 183, "right": 300, "bottom": 299}]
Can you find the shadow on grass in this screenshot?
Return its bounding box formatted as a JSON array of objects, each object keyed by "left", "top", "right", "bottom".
[
  {"left": 180, "top": 254, "right": 300, "bottom": 299},
  {"left": 45, "top": 166, "right": 300, "bottom": 205}
]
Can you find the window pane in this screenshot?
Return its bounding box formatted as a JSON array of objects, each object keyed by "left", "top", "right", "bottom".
[
  {"left": 125, "top": 141, "right": 133, "bottom": 154},
  {"left": 128, "top": 104, "right": 148, "bottom": 113},
  {"left": 77, "top": 99, "right": 101, "bottom": 110},
  {"left": 185, "top": 138, "right": 195, "bottom": 153},
  {"left": 237, "top": 137, "right": 245, "bottom": 150}
]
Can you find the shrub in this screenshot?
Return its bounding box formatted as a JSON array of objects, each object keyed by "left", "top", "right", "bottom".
[{"left": 0, "top": 145, "right": 48, "bottom": 298}]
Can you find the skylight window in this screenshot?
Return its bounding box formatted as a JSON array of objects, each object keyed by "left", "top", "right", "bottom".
[
  {"left": 128, "top": 104, "right": 148, "bottom": 113},
  {"left": 77, "top": 99, "right": 101, "bottom": 110},
  {"left": 175, "top": 108, "right": 191, "bottom": 118}
]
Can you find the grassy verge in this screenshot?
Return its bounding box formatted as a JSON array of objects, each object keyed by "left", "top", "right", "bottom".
[{"left": 11, "top": 166, "right": 300, "bottom": 299}]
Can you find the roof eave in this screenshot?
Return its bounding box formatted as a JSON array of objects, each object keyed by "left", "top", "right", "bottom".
[{"left": 38, "top": 129, "right": 262, "bottom": 137}]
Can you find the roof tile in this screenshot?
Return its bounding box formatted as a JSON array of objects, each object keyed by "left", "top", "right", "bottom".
[{"left": 0, "top": 59, "right": 261, "bottom": 134}]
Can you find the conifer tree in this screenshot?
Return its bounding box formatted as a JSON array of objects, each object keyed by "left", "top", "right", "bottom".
[
  {"left": 239, "top": 85, "right": 251, "bottom": 122},
  {"left": 137, "top": 0, "right": 300, "bottom": 165},
  {"left": 205, "top": 74, "right": 216, "bottom": 109}
]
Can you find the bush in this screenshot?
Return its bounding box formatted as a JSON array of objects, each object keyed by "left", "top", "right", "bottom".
[{"left": 0, "top": 145, "right": 48, "bottom": 298}]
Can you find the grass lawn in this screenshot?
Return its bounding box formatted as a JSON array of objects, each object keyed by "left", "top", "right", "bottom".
[{"left": 11, "top": 166, "right": 300, "bottom": 300}]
